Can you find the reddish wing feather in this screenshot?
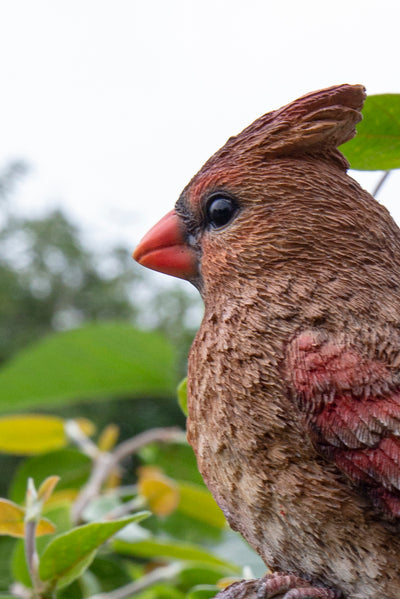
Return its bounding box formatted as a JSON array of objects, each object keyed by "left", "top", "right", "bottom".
[{"left": 286, "top": 330, "right": 400, "bottom": 518}]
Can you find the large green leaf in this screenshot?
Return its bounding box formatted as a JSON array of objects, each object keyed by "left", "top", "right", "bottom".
[
  {"left": 341, "top": 93, "right": 400, "bottom": 170},
  {"left": 177, "top": 482, "right": 226, "bottom": 529},
  {"left": 139, "top": 442, "right": 204, "bottom": 486},
  {"left": 39, "top": 514, "right": 149, "bottom": 589},
  {"left": 186, "top": 585, "right": 220, "bottom": 599},
  {"left": 113, "top": 538, "right": 240, "bottom": 572},
  {"left": 0, "top": 322, "right": 176, "bottom": 412},
  {"left": 179, "top": 563, "right": 233, "bottom": 588}
]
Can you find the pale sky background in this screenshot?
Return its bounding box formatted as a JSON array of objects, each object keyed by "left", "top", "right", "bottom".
[{"left": 0, "top": 0, "right": 399, "bottom": 256}]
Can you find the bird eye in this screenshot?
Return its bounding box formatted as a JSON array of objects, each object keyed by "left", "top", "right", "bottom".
[{"left": 205, "top": 195, "right": 238, "bottom": 229}]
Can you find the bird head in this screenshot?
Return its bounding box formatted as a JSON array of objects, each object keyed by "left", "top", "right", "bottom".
[{"left": 134, "top": 85, "right": 371, "bottom": 298}]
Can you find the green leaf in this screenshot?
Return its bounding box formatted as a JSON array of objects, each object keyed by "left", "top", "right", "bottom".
[
  {"left": 9, "top": 449, "right": 91, "bottom": 504},
  {"left": 177, "top": 378, "right": 188, "bottom": 416},
  {"left": 39, "top": 513, "right": 149, "bottom": 589},
  {"left": 0, "top": 322, "right": 176, "bottom": 412},
  {"left": 179, "top": 563, "right": 232, "bottom": 588},
  {"left": 341, "top": 93, "right": 400, "bottom": 170},
  {"left": 0, "top": 537, "right": 16, "bottom": 591},
  {"left": 177, "top": 482, "right": 226, "bottom": 529},
  {"left": 12, "top": 535, "right": 50, "bottom": 588},
  {"left": 186, "top": 585, "right": 220, "bottom": 599},
  {"left": 139, "top": 442, "right": 204, "bottom": 486},
  {"left": 113, "top": 538, "right": 240, "bottom": 572},
  {"left": 88, "top": 556, "right": 132, "bottom": 592},
  {"left": 131, "top": 583, "right": 185, "bottom": 599},
  {"left": 145, "top": 511, "right": 223, "bottom": 546},
  {"left": 11, "top": 506, "right": 72, "bottom": 588}
]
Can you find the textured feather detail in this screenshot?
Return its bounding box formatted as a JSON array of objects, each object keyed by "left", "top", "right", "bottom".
[
  {"left": 286, "top": 330, "right": 400, "bottom": 518},
  {"left": 203, "top": 84, "right": 366, "bottom": 174},
  {"left": 152, "top": 84, "right": 400, "bottom": 597}
]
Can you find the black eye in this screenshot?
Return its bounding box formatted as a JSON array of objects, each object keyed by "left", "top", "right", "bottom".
[{"left": 205, "top": 195, "right": 238, "bottom": 229}]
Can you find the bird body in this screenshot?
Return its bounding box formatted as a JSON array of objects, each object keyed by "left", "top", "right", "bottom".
[{"left": 134, "top": 85, "right": 400, "bottom": 598}]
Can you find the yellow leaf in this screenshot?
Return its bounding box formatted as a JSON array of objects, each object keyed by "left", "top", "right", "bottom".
[
  {"left": 137, "top": 467, "right": 179, "bottom": 516},
  {"left": 0, "top": 498, "right": 25, "bottom": 537},
  {"left": 0, "top": 498, "right": 55, "bottom": 538},
  {"left": 0, "top": 415, "right": 66, "bottom": 455},
  {"left": 36, "top": 517, "right": 56, "bottom": 536},
  {"left": 38, "top": 476, "right": 60, "bottom": 504},
  {"left": 98, "top": 424, "right": 119, "bottom": 451}
]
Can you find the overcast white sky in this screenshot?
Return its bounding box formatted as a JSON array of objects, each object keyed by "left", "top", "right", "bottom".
[{"left": 0, "top": 0, "right": 399, "bottom": 253}]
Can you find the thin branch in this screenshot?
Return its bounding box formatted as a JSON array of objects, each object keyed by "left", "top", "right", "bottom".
[
  {"left": 111, "top": 427, "right": 185, "bottom": 465},
  {"left": 24, "top": 520, "right": 38, "bottom": 587},
  {"left": 65, "top": 420, "right": 99, "bottom": 459},
  {"left": 373, "top": 170, "right": 391, "bottom": 198},
  {"left": 88, "top": 562, "right": 182, "bottom": 599},
  {"left": 103, "top": 496, "right": 147, "bottom": 520},
  {"left": 71, "top": 427, "right": 184, "bottom": 524}
]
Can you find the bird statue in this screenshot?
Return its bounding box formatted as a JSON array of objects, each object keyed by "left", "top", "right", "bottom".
[{"left": 133, "top": 84, "right": 400, "bottom": 599}]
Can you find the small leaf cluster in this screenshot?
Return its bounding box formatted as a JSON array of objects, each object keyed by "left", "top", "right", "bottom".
[
  {"left": 0, "top": 327, "right": 264, "bottom": 599},
  {"left": 0, "top": 409, "right": 265, "bottom": 599}
]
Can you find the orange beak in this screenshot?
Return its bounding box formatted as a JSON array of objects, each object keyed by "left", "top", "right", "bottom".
[{"left": 133, "top": 210, "right": 198, "bottom": 280}]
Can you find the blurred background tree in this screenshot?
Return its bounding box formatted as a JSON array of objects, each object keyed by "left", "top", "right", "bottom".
[
  {"left": 0, "top": 160, "right": 200, "bottom": 370},
  {"left": 0, "top": 160, "right": 202, "bottom": 496}
]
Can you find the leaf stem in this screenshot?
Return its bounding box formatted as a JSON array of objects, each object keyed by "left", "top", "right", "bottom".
[
  {"left": 24, "top": 520, "right": 42, "bottom": 596},
  {"left": 71, "top": 427, "right": 184, "bottom": 524}
]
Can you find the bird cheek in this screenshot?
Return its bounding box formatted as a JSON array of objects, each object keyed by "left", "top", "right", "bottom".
[{"left": 133, "top": 210, "right": 199, "bottom": 281}]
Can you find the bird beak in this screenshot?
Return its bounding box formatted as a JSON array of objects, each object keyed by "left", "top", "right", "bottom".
[{"left": 133, "top": 210, "right": 198, "bottom": 280}]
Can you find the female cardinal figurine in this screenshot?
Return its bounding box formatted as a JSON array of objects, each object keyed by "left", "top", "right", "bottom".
[{"left": 134, "top": 85, "right": 400, "bottom": 599}]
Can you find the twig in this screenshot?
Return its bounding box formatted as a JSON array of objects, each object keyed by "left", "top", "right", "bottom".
[
  {"left": 71, "top": 452, "right": 114, "bottom": 524},
  {"left": 65, "top": 420, "right": 99, "bottom": 459},
  {"left": 71, "top": 427, "right": 184, "bottom": 524},
  {"left": 88, "top": 562, "right": 182, "bottom": 599},
  {"left": 373, "top": 170, "right": 391, "bottom": 198},
  {"left": 25, "top": 520, "right": 41, "bottom": 592},
  {"left": 111, "top": 427, "right": 185, "bottom": 465},
  {"left": 103, "top": 496, "right": 147, "bottom": 520},
  {"left": 24, "top": 479, "right": 44, "bottom": 596}
]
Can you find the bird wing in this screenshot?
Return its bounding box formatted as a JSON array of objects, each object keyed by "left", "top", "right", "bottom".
[{"left": 286, "top": 329, "right": 400, "bottom": 518}]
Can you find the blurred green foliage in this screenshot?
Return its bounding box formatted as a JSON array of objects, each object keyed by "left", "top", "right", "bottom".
[
  {"left": 0, "top": 367, "right": 264, "bottom": 596},
  {"left": 341, "top": 93, "right": 400, "bottom": 170},
  {"left": 0, "top": 161, "right": 199, "bottom": 500},
  {"left": 0, "top": 160, "right": 200, "bottom": 374},
  {"left": 0, "top": 160, "right": 260, "bottom": 598}
]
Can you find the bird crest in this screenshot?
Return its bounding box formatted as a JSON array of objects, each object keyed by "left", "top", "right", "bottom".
[{"left": 207, "top": 84, "right": 366, "bottom": 171}]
